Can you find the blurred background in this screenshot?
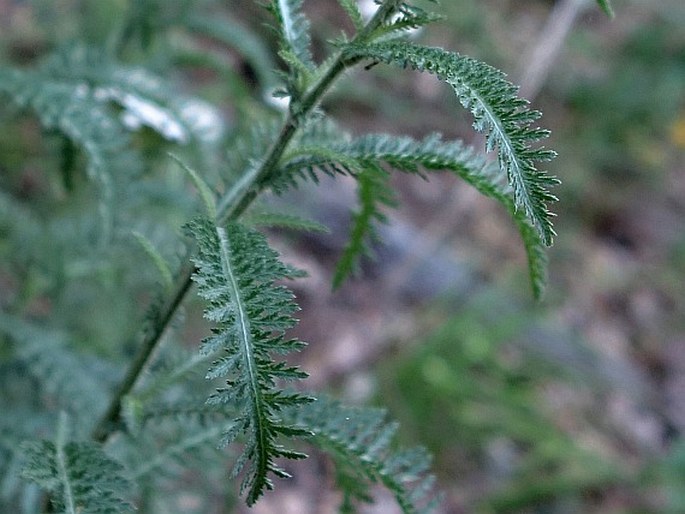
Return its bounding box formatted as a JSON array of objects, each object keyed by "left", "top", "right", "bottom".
[{"left": 1, "top": 0, "right": 684, "bottom": 512}]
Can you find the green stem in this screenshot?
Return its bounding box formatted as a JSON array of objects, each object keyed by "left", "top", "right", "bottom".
[{"left": 90, "top": 0, "right": 401, "bottom": 444}]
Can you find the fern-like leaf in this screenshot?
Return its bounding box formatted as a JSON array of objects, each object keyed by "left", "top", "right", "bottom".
[
  {"left": 187, "top": 218, "right": 311, "bottom": 504},
  {"left": 0, "top": 69, "right": 127, "bottom": 197},
  {"left": 267, "top": 0, "right": 314, "bottom": 71},
  {"left": 21, "top": 414, "right": 131, "bottom": 514},
  {"left": 0, "top": 313, "right": 112, "bottom": 428},
  {"left": 344, "top": 41, "right": 559, "bottom": 246},
  {"left": 37, "top": 43, "right": 215, "bottom": 144},
  {"left": 333, "top": 163, "right": 396, "bottom": 288},
  {"left": 368, "top": 3, "right": 444, "bottom": 40},
  {"left": 289, "top": 397, "right": 440, "bottom": 514},
  {"left": 336, "top": 0, "right": 364, "bottom": 30},
  {"left": 278, "top": 130, "right": 549, "bottom": 296}
]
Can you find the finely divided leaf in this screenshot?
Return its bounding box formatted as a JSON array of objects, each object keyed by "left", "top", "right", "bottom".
[
  {"left": 22, "top": 415, "right": 131, "bottom": 514},
  {"left": 345, "top": 41, "right": 559, "bottom": 246},
  {"left": 333, "top": 164, "right": 396, "bottom": 288},
  {"left": 277, "top": 130, "right": 550, "bottom": 297},
  {"left": 336, "top": 0, "right": 364, "bottom": 30},
  {"left": 0, "top": 43, "right": 218, "bottom": 199},
  {"left": 369, "top": 3, "right": 444, "bottom": 40},
  {"left": 267, "top": 0, "right": 314, "bottom": 70},
  {"left": 188, "top": 218, "right": 311, "bottom": 504},
  {"left": 289, "top": 397, "right": 441, "bottom": 514}
]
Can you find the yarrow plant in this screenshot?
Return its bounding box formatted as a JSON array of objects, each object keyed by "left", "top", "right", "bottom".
[{"left": 0, "top": 0, "right": 612, "bottom": 512}]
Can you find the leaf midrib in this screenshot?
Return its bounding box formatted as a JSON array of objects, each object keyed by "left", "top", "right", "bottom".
[
  {"left": 216, "top": 226, "right": 268, "bottom": 476},
  {"left": 278, "top": 0, "right": 297, "bottom": 52}
]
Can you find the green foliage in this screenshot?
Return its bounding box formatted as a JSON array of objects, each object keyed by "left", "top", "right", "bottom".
[
  {"left": 188, "top": 218, "right": 311, "bottom": 504},
  {"left": 344, "top": 40, "right": 559, "bottom": 246},
  {"left": 377, "top": 293, "right": 625, "bottom": 512},
  {"left": 368, "top": 2, "right": 444, "bottom": 39},
  {"left": 0, "top": 43, "right": 208, "bottom": 189},
  {"left": 337, "top": 0, "right": 365, "bottom": 30},
  {"left": 22, "top": 414, "right": 131, "bottom": 514},
  {"left": 333, "top": 164, "right": 396, "bottom": 288},
  {"left": 266, "top": 0, "right": 315, "bottom": 98},
  {"left": 278, "top": 129, "right": 549, "bottom": 296},
  {"left": 0, "top": 0, "right": 569, "bottom": 512},
  {"left": 269, "top": 0, "right": 314, "bottom": 70},
  {"left": 290, "top": 397, "right": 440, "bottom": 514},
  {"left": 596, "top": 0, "right": 615, "bottom": 18},
  {"left": 0, "top": 314, "right": 112, "bottom": 428}
]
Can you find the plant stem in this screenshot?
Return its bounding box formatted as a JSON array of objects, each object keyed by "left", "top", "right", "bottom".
[
  {"left": 90, "top": 0, "right": 400, "bottom": 444},
  {"left": 92, "top": 262, "right": 194, "bottom": 442}
]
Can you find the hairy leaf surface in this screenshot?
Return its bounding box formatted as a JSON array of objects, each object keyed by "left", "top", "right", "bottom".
[
  {"left": 345, "top": 41, "right": 559, "bottom": 246},
  {"left": 267, "top": 0, "right": 314, "bottom": 70},
  {"left": 188, "top": 218, "right": 311, "bottom": 504}
]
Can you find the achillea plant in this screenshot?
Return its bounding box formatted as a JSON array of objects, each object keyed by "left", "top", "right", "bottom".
[{"left": 0, "top": 0, "right": 612, "bottom": 512}]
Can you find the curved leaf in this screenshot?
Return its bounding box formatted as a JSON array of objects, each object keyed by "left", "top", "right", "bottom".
[
  {"left": 333, "top": 163, "right": 396, "bottom": 288},
  {"left": 278, "top": 130, "right": 549, "bottom": 297},
  {"left": 345, "top": 41, "right": 559, "bottom": 246}
]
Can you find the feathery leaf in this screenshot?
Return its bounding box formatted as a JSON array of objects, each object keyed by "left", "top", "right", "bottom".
[
  {"left": 344, "top": 41, "right": 559, "bottom": 246},
  {"left": 367, "top": 3, "right": 444, "bottom": 40},
  {"left": 22, "top": 414, "right": 131, "bottom": 514},
  {"left": 333, "top": 163, "right": 396, "bottom": 288},
  {"left": 0, "top": 43, "right": 219, "bottom": 203},
  {"left": 187, "top": 218, "right": 311, "bottom": 504},
  {"left": 267, "top": 0, "right": 314, "bottom": 70},
  {"left": 277, "top": 129, "right": 549, "bottom": 296},
  {"left": 289, "top": 397, "right": 441, "bottom": 514},
  {"left": 337, "top": 0, "right": 365, "bottom": 30}
]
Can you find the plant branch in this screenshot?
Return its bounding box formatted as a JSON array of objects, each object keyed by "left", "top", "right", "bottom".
[{"left": 90, "top": 0, "right": 402, "bottom": 445}]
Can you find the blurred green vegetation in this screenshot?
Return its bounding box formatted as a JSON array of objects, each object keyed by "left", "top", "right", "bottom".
[{"left": 377, "top": 292, "right": 632, "bottom": 512}]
